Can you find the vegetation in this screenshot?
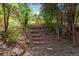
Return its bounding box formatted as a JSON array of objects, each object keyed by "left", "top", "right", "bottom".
[
  {"left": 0, "top": 3, "right": 79, "bottom": 55},
  {"left": 0, "top": 3, "right": 79, "bottom": 45},
  {"left": 40, "top": 3, "right": 79, "bottom": 45}
]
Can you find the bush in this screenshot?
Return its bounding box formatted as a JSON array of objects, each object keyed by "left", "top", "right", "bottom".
[
  {"left": 7, "top": 32, "right": 19, "bottom": 45},
  {"left": 7, "top": 18, "right": 21, "bottom": 45},
  {"left": 43, "top": 22, "right": 57, "bottom": 34}
]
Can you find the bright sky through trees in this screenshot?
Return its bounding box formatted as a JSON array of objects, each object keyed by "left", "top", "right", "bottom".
[{"left": 31, "top": 3, "right": 41, "bottom": 15}]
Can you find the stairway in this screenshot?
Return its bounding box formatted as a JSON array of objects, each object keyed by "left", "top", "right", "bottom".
[{"left": 28, "top": 26, "right": 46, "bottom": 48}]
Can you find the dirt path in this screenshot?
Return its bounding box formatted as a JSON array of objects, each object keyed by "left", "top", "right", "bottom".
[
  {"left": 0, "top": 28, "right": 79, "bottom": 56},
  {"left": 23, "top": 27, "right": 79, "bottom": 56}
]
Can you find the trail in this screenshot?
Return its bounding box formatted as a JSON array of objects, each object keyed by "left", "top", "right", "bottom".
[{"left": 0, "top": 26, "right": 79, "bottom": 55}]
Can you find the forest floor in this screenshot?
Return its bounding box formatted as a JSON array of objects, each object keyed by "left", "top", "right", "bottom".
[{"left": 0, "top": 31, "right": 79, "bottom": 56}]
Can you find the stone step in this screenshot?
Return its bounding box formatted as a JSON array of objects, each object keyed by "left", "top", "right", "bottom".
[
  {"left": 32, "top": 38, "right": 44, "bottom": 41},
  {"left": 29, "top": 28, "right": 44, "bottom": 30},
  {"left": 32, "top": 35, "right": 41, "bottom": 37},
  {"left": 30, "top": 30, "right": 42, "bottom": 34},
  {"left": 30, "top": 29, "right": 41, "bottom": 32},
  {"left": 28, "top": 27, "right": 42, "bottom": 30},
  {"left": 32, "top": 37, "right": 44, "bottom": 40},
  {"left": 31, "top": 34, "right": 41, "bottom": 37},
  {"left": 32, "top": 35, "right": 41, "bottom": 38},
  {"left": 28, "top": 27, "right": 46, "bottom": 47},
  {"left": 33, "top": 41, "right": 45, "bottom": 45}
]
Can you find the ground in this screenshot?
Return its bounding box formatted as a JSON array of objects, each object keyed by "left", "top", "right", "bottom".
[{"left": 0, "top": 31, "right": 79, "bottom": 56}]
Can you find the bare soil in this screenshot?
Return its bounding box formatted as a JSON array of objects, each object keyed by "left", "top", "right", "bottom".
[{"left": 0, "top": 31, "right": 79, "bottom": 56}]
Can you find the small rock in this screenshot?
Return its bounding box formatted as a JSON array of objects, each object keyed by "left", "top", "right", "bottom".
[
  {"left": 23, "top": 51, "right": 31, "bottom": 56},
  {"left": 46, "top": 47, "right": 53, "bottom": 50},
  {"left": 68, "top": 50, "right": 75, "bottom": 54},
  {"left": 0, "top": 52, "right": 4, "bottom": 55},
  {"left": 0, "top": 43, "right": 7, "bottom": 49},
  {"left": 11, "top": 47, "right": 24, "bottom": 56},
  {"left": 26, "top": 40, "right": 30, "bottom": 44},
  {"left": 32, "top": 47, "right": 36, "bottom": 50},
  {"left": 0, "top": 42, "right": 4, "bottom": 46}
]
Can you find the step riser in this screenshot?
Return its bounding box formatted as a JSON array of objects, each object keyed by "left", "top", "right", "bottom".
[
  {"left": 31, "top": 36, "right": 41, "bottom": 37},
  {"left": 32, "top": 40, "right": 44, "bottom": 41},
  {"left": 28, "top": 27, "right": 46, "bottom": 47},
  {"left": 31, "top": 34, "right": 41, "bottom": 36},
  {"left": 28, "top": 27, "right": 42, "bottom": 30},
  {"left": 30, "top": 32, "right": 41, "bottom": 34}
]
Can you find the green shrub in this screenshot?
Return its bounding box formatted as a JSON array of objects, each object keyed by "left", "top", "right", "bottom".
[
  {"left": 7, "top": 32, "right": 19, "bottom": 45},
  {"left": 7, "top": 18, "right": 21, "bottom": 45},
  {"left": 0, "top": 35, "right": 2, "bottom": 40}
]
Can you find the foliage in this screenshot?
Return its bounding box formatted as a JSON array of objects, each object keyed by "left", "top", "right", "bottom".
[
  {"left": 19, "top": 4, "right": 32, "bottom": 26},
  {"left": 7, "top": 17, "right": 21, "bottom": 45},
  {"left": 40, "top": 4, "right": 59, "bottom": 33},
  {"left": 0, "top": 3, "right": 78, "bottom": 46},
  {"left": 40, "top": 4, "right": 57, "bottom": 23}
]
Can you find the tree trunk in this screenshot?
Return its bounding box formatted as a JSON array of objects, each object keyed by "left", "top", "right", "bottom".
[
  {"left": 2, "top": 4, "right": 7, "bottom": 42},
  {"left": 67, "top": 4, "right": 77, "bottom": 45},
  {"left": 2, "top": 4, "right": 10, "bottom": 43},
  {"left": 56, "top": 16, "right": 60, "bottom": 40},
  {"left": 21, "top": 25, "right": 29, "bottom": 51}
]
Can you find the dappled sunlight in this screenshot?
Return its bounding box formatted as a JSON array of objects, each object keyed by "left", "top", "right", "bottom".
[
  {"left": 0, "top": 3, "right": 79, "bottom": 56},
  {"left": 0, "top": 15, "right": 4, "bottom": 32},
  {"left": 28, "top": 16, "right": 45, "bottom": 27}
]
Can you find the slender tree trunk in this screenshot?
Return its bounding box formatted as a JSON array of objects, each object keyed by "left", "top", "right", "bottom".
[
  {"left": 56, "top": 16, "right": 60, "bottom": 40},
  {"left": 67, "top": 4, "right": 77, "bottom": 45},
  {"left": 2, "top": 4, "right": 10, "bottom": 43},
  {"left": 21, "top": 25, "right": 29, "bottom": 51},
  {"left": 2, "top": 4, "right": 7, "bottom": 42}
]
